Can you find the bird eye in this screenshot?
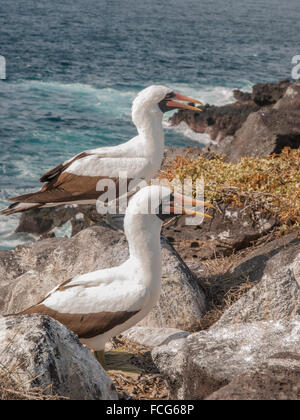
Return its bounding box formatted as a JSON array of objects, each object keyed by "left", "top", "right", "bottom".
[{"left": 165, "top": 92, "right": 175, "bottom": 100}]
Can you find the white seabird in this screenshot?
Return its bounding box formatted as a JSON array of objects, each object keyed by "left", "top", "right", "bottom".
[
  {"left": 12, "top": 185, "right": 212, "bottom": 364},
  {"left": 1, "top": 86, "right": 202, "bottom": 215}
]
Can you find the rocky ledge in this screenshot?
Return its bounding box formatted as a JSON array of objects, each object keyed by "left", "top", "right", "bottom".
[{"left": 169, "top": 79, "right": 300, "bottom": 162}]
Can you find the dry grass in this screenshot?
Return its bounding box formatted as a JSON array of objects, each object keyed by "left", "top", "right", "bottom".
[
  {"left": 0, "top": 363, "right": 62, "bottom": 400},
  {"left": 196, "top": 277, "right": 256, "bottom": 331},
  {"left": 106, "top": 337, "right": 169, "bottom": 400},
  {"left": 161, "top": 147, "right": 300, "bottom": 234},
  {"left": 187, "top": 249, "right": 260, "bottom": 331}
]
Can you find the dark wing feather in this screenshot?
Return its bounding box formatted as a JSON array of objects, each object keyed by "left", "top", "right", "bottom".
[{"left": 39, "top": 152, "right": 88, "bottom": 183}]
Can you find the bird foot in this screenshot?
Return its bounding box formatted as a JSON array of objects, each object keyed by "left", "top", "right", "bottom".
[{"left": 94, "top": 350, "right": 106, "bottom": 369}]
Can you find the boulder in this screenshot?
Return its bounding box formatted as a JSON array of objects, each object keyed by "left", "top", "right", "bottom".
[
  {"left": 122, "top": 327, "right": 189, "bottom": 348},
  {"left": 203, "top": 80, "right": 300, "bottom": 162},
  {"left": 0, "top": 225, "right": 207, "bottom": 331},
  {"left": 15, "top": 205, "right": 101, "bottom": 238},
  {"left": 222, "top": 109, "right": 300, "bottom": 162},
  {"left": 206, "top": 363, "right": 300, "bottom": 400},
  {"left": 15, "top": 206, "right": 79, "bottom": 235},
  {"left": 251, "top": 79, "right": 290, "bottom": 106},
  {"left": 274, "top": 81, "right": 300, "bottom": 111},
  {"left": 213, "top": 231, "right": 300, "bottom": 327},
  {"left": 0, "top": 314, "right": 118, "bottom": 400},
  {"left": 152, "top": 317, "right": 300, "bottom": 400}
]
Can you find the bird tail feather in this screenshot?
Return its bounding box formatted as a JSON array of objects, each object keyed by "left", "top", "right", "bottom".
[{"left": 0, "top": 202, "right": 42, "bottom": 215}]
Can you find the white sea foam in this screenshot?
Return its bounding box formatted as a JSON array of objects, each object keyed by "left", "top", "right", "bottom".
[
  {"left": 163, "top": 120, "right": 213, "bottom": 145},
  {"left": 0, "top": 216, "right": 36, "bottom": 250},
  {"left": 171, "top": 81, "right": 253, "bottom": 106},
  {"left": 51, "top": 220, "right": 72, "bottom": 239}
]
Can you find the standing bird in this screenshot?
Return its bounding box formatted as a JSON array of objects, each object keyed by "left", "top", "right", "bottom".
[
  {"left": 0, "top": 86, "right": 202, "bottom": 215},
  {"left": 10, "top": 185, "right": 212, "bottom": 365}
]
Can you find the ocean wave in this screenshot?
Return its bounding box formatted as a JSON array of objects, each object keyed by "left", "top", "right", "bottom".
[
  {"left": 171, "top": 81, "right": 253, "bottom": 106},
  {"left": 9, "top": 80, "right": 137, "bottom": 118},
  {"left": 163, "top": 120, "right": 213, "bottom": 145},
  {"left": 0, "top": 215, "right": 36, "bottom": 250}
]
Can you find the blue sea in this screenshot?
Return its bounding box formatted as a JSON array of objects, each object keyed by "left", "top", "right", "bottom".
[{"left": 1, "top": 0, "right": 300, "bottom": 249}]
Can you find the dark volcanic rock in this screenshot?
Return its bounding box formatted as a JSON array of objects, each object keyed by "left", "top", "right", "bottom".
[
  {"left": 274, "top": 81, "right": 300, "bottom": 111},
  {"left": 205, "top": 108, "right": 300, "bottom": 162},
  {"left": 169, "top": 80, "right": 292, "bottom": 145},
  {"left": 169, "top": 102, "right": 259, "bottom": 142},
  {"left": 233, "top": 89, "right": 252, "bottom": 103},
  {"left": 251, "top": 79, "right": 291, "bottom": 106},
  {"left": 233, "top": 108, "right": 300, "bottom": 161},
  {"left": 163, "top": 205, "right": 278, "bottom": 261},
  {"left": 170, "top": 79, "right": 300, "bottom": 161}
]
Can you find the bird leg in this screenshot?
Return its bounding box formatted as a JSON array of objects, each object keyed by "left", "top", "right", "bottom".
[{"left": 94, "top": 350, "right": 106, "bottom": 368}]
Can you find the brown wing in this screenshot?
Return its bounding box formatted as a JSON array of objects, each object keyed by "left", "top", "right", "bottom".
[
  {"left": 8, "top": 172, "right": 133, "bottom": 205},
  {"left": 9, "top": 172, "right": 104, "bottom": 203},
  {"left": 22, "top": 304, "right": 139, "bottom": 339}
]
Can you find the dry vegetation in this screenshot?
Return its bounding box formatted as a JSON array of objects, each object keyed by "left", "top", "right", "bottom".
[
  {"left": 0, "top": 363, "right": 62, "bottom": 400},
  {"left": 106, "top": 337, "right": 169, "bottom": 400},
  {"left": 162, "top": 147, "right": 300, "bottom": 234}
]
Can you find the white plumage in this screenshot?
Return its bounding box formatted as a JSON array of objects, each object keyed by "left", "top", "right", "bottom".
[
  {"left": 19, "top": 185, "right": 211, "bottom": 352},
  {"left": 20, "top": 186, "right": 175, "bottom": 351}
]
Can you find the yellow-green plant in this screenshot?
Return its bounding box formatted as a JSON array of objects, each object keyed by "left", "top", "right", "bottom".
[{"left": 162, "top": 147, "right": 300, "bottom": 231}]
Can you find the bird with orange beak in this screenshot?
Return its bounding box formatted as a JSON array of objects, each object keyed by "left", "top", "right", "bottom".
[
  {"left": 1, "top": 85, "right": 203, "bottom": 216},
  {"left": 9, "top": 185, "right": 212, "bottom": 366}
]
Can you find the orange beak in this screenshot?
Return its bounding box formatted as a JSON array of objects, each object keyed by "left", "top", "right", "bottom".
[
  {"left": 167, "top": 92, "right": 203, "bottom": 112},
  {"left": 163, "top": 191, "right": 213, "bottom": 219}
]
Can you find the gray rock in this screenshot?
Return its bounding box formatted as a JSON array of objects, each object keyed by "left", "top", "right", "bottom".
[
  {"left": 221, "top": 109, "right": 300, "bottom": 162},
  {"left": 163, "top": 203, "right": 277, "bottom": 261},
  {"left": 0, "top": 225, "right": 207, "bottom": 331},
  {"left": 152, "top": 318, "right": 300, "bottom": 400},
  {"left": 213, "top": 232, "right": 300, "bottom": 327},
  {"left": 15, "top": 206, "right": 79, "bottom": 236},
  {"left": 206, "top": 363, "right": 300, "bottom": 400},
  {"left": 0, "top": 314, "right": 118, "bottom": 400},
  {"left": 274, "top": 82, "right": 300, "bottom": 111},
  {"left": 122, "top": 327, "right": 189, "bottom": 348},
  {"left": 15, "top": 205, "right": 103, "bottom": 238}
]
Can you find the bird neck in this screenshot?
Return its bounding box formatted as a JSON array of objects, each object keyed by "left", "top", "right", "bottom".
[
  {"left": 132, "top": 106, "right": 165, "bottom": 165},
  {"left": 124, "top": 213, "right": 162, "bottom": 286}
]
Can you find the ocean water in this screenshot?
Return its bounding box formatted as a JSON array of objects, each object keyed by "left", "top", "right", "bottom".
[{"left": 1, "top": 0, "right": 300, "bottom": 249}]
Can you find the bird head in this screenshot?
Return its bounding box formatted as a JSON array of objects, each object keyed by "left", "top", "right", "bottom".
[
  {"left": 126, "top": 185, "right": 213, "bottom": 223},
  {"left": 132, "top": 85, "right": 203, "bottom": 117}
]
